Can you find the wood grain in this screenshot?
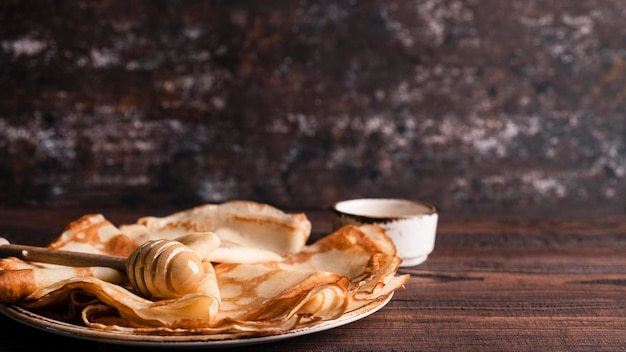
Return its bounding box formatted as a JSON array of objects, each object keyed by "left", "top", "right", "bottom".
[{"left": 0, "top": 207, "right": 624, "bottom": 351}]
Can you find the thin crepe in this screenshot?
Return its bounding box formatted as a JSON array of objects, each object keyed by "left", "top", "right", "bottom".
[
  {"left": 120, "top": 200, "right": 311, "bottom": 260},
  {"left": 0, "top": 201, "right": 408, "bottom": 336}
]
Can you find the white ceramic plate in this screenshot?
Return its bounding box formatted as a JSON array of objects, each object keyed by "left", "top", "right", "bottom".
[{"left": 0, "top": 293, "right": 393, "bottom": 348}]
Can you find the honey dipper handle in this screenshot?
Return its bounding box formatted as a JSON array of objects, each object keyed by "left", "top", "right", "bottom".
[{"left": 0, "top": 242, "right": 127, "bottom": 271}]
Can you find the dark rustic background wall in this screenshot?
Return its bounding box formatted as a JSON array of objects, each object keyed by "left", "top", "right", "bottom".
[{"left": 0, "top": 0, "right": 624, "bottom": 219}]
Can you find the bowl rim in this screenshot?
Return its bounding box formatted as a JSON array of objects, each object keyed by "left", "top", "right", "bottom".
[{"left": 331, "top": 198, "right": 437, "bottom": 222}]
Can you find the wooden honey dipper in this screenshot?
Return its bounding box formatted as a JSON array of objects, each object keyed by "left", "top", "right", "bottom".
[{"left": 0, "top": 238, "right": 205, "bottom": 300}]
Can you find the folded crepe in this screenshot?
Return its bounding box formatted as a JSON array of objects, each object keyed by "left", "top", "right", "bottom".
[
  {"left": 120, "top": 200, "right": 312, "bottom": 259},
  {"left": 0, "top": 201, "right": 408, "bottom": 337}
]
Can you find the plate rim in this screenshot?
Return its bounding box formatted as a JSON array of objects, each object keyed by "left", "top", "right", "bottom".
[{"left": 0, "top": 292, "right": 393, "bottom": 348}]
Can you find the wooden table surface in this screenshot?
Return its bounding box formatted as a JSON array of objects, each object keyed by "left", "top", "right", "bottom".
[{"left": 1, "top": 207, "right": 625, "bottom": 351}]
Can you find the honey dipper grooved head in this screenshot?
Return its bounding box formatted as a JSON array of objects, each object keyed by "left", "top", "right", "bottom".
[{"left": 126, "top": 239, "right": 204, "bottom": 299}]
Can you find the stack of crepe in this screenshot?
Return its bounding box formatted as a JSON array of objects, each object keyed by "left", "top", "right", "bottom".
[{"left": 0, "top": 201, "right": 409, "bottom": 338}]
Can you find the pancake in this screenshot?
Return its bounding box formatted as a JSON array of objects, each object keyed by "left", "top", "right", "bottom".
[
  {"left": 0, "top": 201, "right": 408, "bottom": 336},
  {"left": 121, "top": 200, "right": 311, "bottom": 257}
]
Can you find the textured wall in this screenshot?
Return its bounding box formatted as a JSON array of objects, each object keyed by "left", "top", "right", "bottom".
[{"left": 0, "top": 0, "right": 624, "bottom": 218}]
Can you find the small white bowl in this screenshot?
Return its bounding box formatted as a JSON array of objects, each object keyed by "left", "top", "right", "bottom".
[{"left": 331, "top": 198, "right": 438, "bottom": 267}]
